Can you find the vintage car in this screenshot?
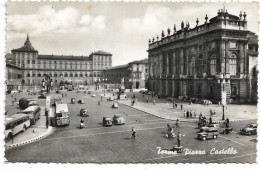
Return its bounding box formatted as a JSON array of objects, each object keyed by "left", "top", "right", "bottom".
[
  {"left": 38, "top": 94, "right": 46, "bottom": 99},
  {"left": 112, "top": 102, "right": 119, "bottom": 109},
  {"left": 197, "top": 128, "right": 219, "bottom": 140},
  {"left": 200, "top": 123, "right": 219, "bottom": 132},
  {"left": 240, "top": 123, "right": 257, "bottom": 135},
  {"left": 108, "top": 97, "right": 115, "bottom": 101},
  {"left": 92, "top": 94, "right": 96, "bottom": 98},
  {"left": 103, "top": 117, "right": 113, "bottom": 126},
  {"left": 71, "top": 98, "right": 76, "bottom": 104},
  {"left": 77, "top": 99, "right": 85, "bottom": 104},
  {"left": 80, "top": 109, "right": 89, "bottom": 117},
  {"left": 113, "top": 115, "right": 125, "bottom": 125}
]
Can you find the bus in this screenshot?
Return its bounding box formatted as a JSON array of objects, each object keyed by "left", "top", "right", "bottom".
[
  {"left": 54, "top": 104, "right": 70, "bottom": 126},
  {"left": 20, "top": 106, "right": 41, "bottom": 125},
  {"left": 5, "top": 114, "right": 31, "bottom": 140}
]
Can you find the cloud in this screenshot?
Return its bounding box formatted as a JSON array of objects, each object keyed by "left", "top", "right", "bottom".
[
  {"left": 121, "top": 4, "right": 176, "bottom": 37},
  {"left": 7, "top": 5, "right": 106, "bottom": 38},
  {"left": 79, "top": 14, "right": 106, "bottom": 31}
]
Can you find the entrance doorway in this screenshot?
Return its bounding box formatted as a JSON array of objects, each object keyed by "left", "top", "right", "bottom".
[{"left": 136, "top": 81, "right": 140, "bottom": 89}]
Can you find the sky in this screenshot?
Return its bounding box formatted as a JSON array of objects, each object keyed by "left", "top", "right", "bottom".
[{"left": 5, "top": 1, "right": 259, "bottom": 66}]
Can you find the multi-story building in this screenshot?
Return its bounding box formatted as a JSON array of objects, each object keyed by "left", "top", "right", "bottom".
[
  {"left": 148, "top": 8, "right": 258, "bottom": 103},
  {"left": 9, "top": 35, "right": 112, "bottom": 86},
  {"left": 102, "top": 59, "right": 148, "bottom": 89}
]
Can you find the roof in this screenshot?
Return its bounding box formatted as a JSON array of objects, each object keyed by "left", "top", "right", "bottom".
[
  {"left": 6, "top": 62, "right": 22, "bottom": 70},
  {"left": 56, "top": 104, "right": 69, "bottom": 113},
  {"left": 248, "top": 34, "right": 258, "bottom": 45},
  {"left": 104, "top": 64, "right": 129, "bottom": 71},
  {"left": 5, "top": 114, "right": 29, "bottom": 125},
  {"left": 23, "top": 106, "right": 40, "bottom": 112},
  {"left": 11, "top": 34, "right": 38, "bottom": 53},
  {"left": 128, "top": 59, "right": 148, "bottom": 65},
  {"left": 38, "top": 54, "right": 91, "bottom": 61},
  {"left": 91, "top": 50, "right": 112, "bottom": 56}
]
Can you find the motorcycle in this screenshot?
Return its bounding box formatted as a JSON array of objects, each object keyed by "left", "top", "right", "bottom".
[{"left": 80, "top": 122, "right": 85, "bottom": 129}]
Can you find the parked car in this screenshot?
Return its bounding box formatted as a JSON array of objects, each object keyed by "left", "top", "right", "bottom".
[
  {"left": 240, "top": 123, "right": 257, "bottom": 135},
  {"left": 19, "top": 98, "right": 38, "bottom": 109},
  {"left": 103, "top": 117, "right": 113, "bottom": 126},
  {"left": 92, "top": 94, "right": 96, "bottom": 98},
  {"left": 77, "top": 99, "right": 85, "bottom": 104},
  {"left": 38, "top": 94, "right": 46, "bottom": 99},
  {"left": 197, "top": 128, "right": 219, "bottom": 140},
  {"left": 113, "top": 115, "right": 125, "bottom": 125},
  {"left": 80, "top": 109, "right": 89, "bottom": 117},
  {"left": 139, "top": 90, "right": 145, "bottom": 94},
  {"left": 108, "top": 97, "right": 115, "bottom": 101},
  {"left": 112, "top": 102, "right": 119, "bottom": 109},
  {"left": 88, "top": 91, "right": 91, "bottom": 94},
  {"left": 11, "top": 90, "right": 18, "bottom": 94}
]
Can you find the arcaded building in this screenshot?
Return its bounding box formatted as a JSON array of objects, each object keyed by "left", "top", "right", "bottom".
[
  {"left": 9, "top": 35, "right": 112, "bottom": 86},
  {"left": 148, "top": 9, "right": 258, "bottom": 103}
]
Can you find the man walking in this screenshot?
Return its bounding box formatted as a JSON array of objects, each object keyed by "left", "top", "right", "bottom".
[
  {"left": 177, "top": 132, "right": 181, "bottom": 147},
  {"left": 180, "top": 103, "right": 183, "bottom": 110}
]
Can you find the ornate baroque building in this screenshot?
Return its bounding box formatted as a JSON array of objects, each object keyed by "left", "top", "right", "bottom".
[
  {"left": 147, "top": 9, "right": 258, "bottom": 103},
  {"left": 9, "top": 35, "right": 112, "bottom": 86}
]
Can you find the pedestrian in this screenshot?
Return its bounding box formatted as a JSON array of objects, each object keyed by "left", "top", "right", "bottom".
[
  {"left": 186, "top": 111, "right": 189, "bottom": 118},
  {"left": 153, "top": 99, "right": 155, "bottom": 105},
  {"left": 184, "top": 111, "right": 186, "bottom": 118},
  {"left": 175, "top": 103, "right": 178, "bottom": 109},
  {"left": 12, "top": 100, "right": 14, "bottom": 106},
  {"left": 131, "top": 127, "right": 136, "bottom": 139},
  {"left": 213, "top": 110, "right": 216, "bottom": 116},
  {"left": 14, "top": 97, "right": 17, "bottom": 102},
  {"left": 190, "top": 110, "right": 193, "bottom": 118},
  {"left": 209, "top": 116, "right": 213, "bottom": 124},
  {"left": 218, "top": 101, "right": 221, "bottom": 106},
  {"left": 210, "top": 109, "right": 212, "bottom": 116},
  {"left": 180, "top": 103, "right": 183, "bottom": 110},
  {"left": 194, "top": 111, "right": 197, "bottom": 118},
  {"left": 46, "top": 117, "right": 49, "bottom": 129},
  {"left": 177, "top": 132, "right": 181, "bottom": 147},
  {"left": 62, "top": 93, "right": 64, "bottom": 98},
  {"left": 146, "top": 97, "right": 149, "bottom": 103}
]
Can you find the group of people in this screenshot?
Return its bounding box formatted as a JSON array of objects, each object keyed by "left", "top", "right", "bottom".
[{"left": 183, "top": 110, "right": 196, "bottom": 118}]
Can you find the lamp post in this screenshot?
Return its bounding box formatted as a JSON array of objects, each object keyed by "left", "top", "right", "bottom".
[
  {"left": 221, "top": 76, "right": 226, "bottom": 120},
  {"left": 128, "top": 67, "right": 133, "bottom": 92},
  {"left": 103, "top": 78, "right": 107, "bottom": 96}
]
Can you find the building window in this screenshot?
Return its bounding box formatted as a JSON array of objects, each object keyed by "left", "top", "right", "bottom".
[
  {"left": 230, "top": 42, "right": 238, "bottom": 49},
  {"left": 75, "top": 74, "right": 78, "bottom": 77},
  {"left": 229, "top": 54, "right": 237, "bottom": 75},
  {"left": 38, "top": 73, "right": 41, "bottom": 77},
  {"left": 65, "top": 73, "right": 68, "bottom": 77},
  {"left": 54, "top": 73, "right": 57, "bottom": 77},
  {"left": 70, "top": 73, "right": 73, "bottom": 77},
  {"left": 80, "top": 73, "right": 83, "bottom": 77},
  {"left": 231, "top": 85, "right": 238, "bottom": 97},
  {"left": 189, "top": 56, "right": 196, "bottom": 75},
  {"left": 210, "top": 54, "right": 216, "bottom": 75},
  {"left": 49, "top": 74, "right": 52, "bottom": 77},
  {"left": 85, "top": 73, "right": 88, "bottom": 77},
  {"left": 198, "top": 55, "right": 204, "bottom": 74}
]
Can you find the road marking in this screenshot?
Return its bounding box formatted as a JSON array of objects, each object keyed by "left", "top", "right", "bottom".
[
  {"left": 43, "top": 126, "right": 167, "bottom": 141},
  {"left": 203, "top": 153, "right": 256, "bottom": 163},
  {"left": 218, "top": 135, "right": 246, "bottom": 146},
  {"left": 54, "top": 121, "right": 178, "bottom": 134}
]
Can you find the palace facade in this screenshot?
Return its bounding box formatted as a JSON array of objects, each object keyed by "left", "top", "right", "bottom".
[
  {"left": 7, "top": 35, "right": 112, "bottom": 87},
  {"left": 147, "top": 9, "right": 258, "bottom": 103}
]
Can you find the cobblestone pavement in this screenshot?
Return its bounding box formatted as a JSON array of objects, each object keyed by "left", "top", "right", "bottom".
[{"left": 4, "top": 90, "right": 257, "bottom": 163}]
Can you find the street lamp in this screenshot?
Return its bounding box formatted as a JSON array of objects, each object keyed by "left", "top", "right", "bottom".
[
  {"left": 221, "top": 76, "right": 226, "bottom": 120},
  {"left": 128, "top": 67, "right": 133, "bottom": 91},
  {"left": 103, "top": 78, "right": 107, "bottom": 96}
]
